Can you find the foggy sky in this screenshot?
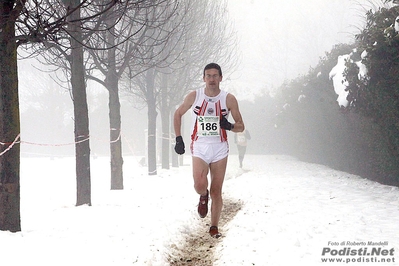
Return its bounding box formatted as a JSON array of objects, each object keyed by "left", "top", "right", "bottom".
[{"left": 225, "top": 0, "right": 363, "bottom": 101}]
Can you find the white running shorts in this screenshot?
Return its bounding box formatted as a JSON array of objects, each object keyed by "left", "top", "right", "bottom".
[{"left": 191, "top": 141, "right": 229, "bottom": 164}]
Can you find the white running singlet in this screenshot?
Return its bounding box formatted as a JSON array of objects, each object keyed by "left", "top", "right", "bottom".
[{"left": 190, "top": 88, "right": 230, "bottom": 143}]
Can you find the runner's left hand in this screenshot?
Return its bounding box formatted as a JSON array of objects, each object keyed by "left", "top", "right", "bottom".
[{"left": 220, "top": 116, "right": 234, "bottom": 131}]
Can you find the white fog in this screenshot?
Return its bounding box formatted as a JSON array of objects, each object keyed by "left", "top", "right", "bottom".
[
  {"left": 17, "top": 0, "right": 368, "bottom": 157},
  {"left": 225, "top": 0, "right": 362, "bottom": 99}
]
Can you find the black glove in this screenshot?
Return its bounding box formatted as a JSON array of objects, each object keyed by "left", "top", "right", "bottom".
[
  {"left": 220, "top": 116, "right": 234, "bottom": 131},
  {"left": 174, "top": 136, "right": 185, "bottom": 155}
]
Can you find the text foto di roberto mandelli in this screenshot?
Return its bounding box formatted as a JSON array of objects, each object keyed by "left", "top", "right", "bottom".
[{"left": 328, "top": 241, "right": 389, "bottom": 246}]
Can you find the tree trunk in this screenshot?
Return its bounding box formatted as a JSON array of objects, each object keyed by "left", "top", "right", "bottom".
[
  {"left": 161, "top": 111, "right": 170, "bottom": 169},
  {"left": 160, "top": 73, "right": 170, "bottom": 169},
  {"left": 106, "top": 21, "right": 123, "bottom": 190},
  {"left": 0, "top": 4, "right": 21, "bottom": 232},
  {"left": 69, "top": 1, "right": 91, "bottom": 206},
  {"left": 107, "top": 76, "right": 123, "bottom": 189},
  {"left": 146, "top": 69, "right": 157, "bottom": 175},
  {"left": 171, "top": 106, "right": 178, "bottom": 168}
]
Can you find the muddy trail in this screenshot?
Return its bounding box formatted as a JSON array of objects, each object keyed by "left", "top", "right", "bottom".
[{"left": 167, "top": 197, "right": 243, "bottom": 265}]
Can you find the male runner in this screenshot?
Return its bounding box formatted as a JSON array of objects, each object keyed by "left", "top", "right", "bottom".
[
  {"left": 173, "top": 63, "right": 245, "bottom": 238},
  {"left": 235, "top": 129, "right": 251, "bottom": 168}
]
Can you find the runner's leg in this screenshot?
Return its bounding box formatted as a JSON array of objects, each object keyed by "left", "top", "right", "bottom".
[
  {"left": 209, "top": 156, "right": 228, "bottom": 227},
  {"left": 192, "top": 156, "right": 209, "bottom": 196}
]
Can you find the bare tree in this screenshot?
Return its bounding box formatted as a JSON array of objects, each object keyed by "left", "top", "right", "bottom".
[
  {"left": 0, "top": 0, "right": 76, "bottom": 232},
  {"left": 28, "top": 1, "right": 134, "bottom": 202},
  {"left": 32, "top": 0, "right": 121, "bottom": 205},
  {"left": 0, "top": 0, "right": 23, "bottom": 232},
  {"left": 121, "top": 2, "right": 184, "bottom": 175},
  {"left": 0, "top": 0, "right": 120, "bottom": 231},
  {"left": 86, "top": 0, "right": 179, "bottom": 187},
  {"left": 66, "top": 0, "right": 92, "bottom": 206}
]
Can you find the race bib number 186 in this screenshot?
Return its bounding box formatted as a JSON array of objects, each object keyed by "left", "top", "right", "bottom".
[{"left": 197, "top": 116, "right": 220, "bottom": 136}]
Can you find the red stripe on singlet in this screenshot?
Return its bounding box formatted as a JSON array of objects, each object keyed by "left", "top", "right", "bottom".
[{"left": 191, "top": 100, "right": 208, "bottom": 141}]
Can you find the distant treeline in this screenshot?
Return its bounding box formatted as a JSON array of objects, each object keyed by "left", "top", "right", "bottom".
[{"left": 243, "top": 6, "right": 399, "bottom": 187}]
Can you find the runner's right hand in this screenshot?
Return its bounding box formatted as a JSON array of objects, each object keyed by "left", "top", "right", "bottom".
[{"left": 174, "top": 136, "right": 185, "bottom": 155}]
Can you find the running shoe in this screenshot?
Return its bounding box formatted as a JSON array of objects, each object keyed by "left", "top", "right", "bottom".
[
  {"left": 209, "top": 226, "right": 222, "bottom": 238},
  {"left": 197, "top": 190, "right": 209, "bottom": 218}
]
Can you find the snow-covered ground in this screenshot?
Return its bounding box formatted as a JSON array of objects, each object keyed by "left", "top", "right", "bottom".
[{"left": 1, "top": 154, "right": 399, "bottom": 265}]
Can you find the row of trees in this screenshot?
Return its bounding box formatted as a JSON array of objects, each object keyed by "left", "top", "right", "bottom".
[
  {"left": 0, "top": 0, "right": 238, "bottom": 232},
  {"left": 346, "top": 4, "right": 399, "bottom": 179},
  {"left": 259, "top": 1, "right": 399, "bottom": 187}
]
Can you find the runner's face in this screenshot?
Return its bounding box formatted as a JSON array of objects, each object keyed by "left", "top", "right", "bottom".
[{"left": 203, "top": 69, "right": 222, "bottom": 89}]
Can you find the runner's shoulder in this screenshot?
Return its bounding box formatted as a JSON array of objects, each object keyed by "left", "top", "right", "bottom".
[{"left": 184, "top": 90, "right": 197, "bottom": 105}]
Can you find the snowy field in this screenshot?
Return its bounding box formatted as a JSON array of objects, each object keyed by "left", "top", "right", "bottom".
[{"left": 1, "top": 154, "right": 399, "bottom": 266}]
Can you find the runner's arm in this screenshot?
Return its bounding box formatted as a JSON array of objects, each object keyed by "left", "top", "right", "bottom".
[
  {"left": 227, "top": 94, "right": 245, "bottom": 133},
  {"left": 174, "top": 91, "right": 196, "bottom": 137}
]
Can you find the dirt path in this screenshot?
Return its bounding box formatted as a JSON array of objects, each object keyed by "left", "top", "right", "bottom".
[{"left": 168, "top": 197, "right": 243, "bottom": 265}]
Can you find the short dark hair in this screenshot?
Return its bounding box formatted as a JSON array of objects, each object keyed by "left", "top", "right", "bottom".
[{"left": 203, "top": 63, "right": 222, "bottom": 77}]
